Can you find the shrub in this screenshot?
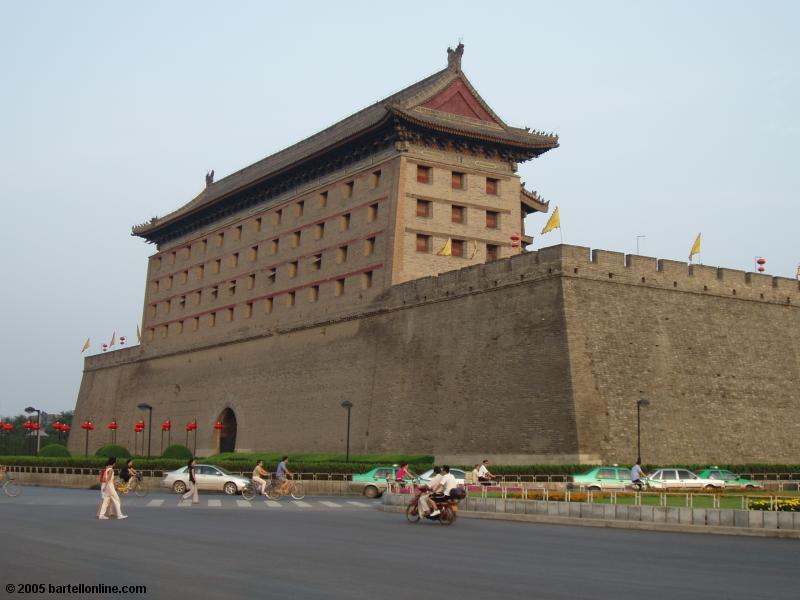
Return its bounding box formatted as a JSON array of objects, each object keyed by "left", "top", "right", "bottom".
[
  {"left": 39, "top": 444, "right": 71, "bottom": 457},
  {"left": 95, "top": 445, "right": 131, "bottom": 459},
  {"left": 162, "top": 444, "right": 193, "bottom": 460}
]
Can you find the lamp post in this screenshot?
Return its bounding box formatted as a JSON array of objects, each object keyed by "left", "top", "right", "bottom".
[
  {"left": 340, "top": 400, "right": 353, "bottom": 462},
  {"left": 137, "top": 403, "right": 153, "bottom": 458},
  {"left": 25, "top": 406, "right": 41, "bottom": 454},
  {"left": 636, "top": 398, "right": 651, "bottom": 463}
]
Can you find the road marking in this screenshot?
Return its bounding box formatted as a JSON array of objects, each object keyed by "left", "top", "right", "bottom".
[
  {"left": 264, "top": 500, "right": 282, "bottom": 508},
  {"left": 236, "top": 500, "right": 251, "bottom": 508},
  {"left": 346, "top": 501, "right": 371, "bottom": 508},
  {"left": 208, "top": 499, "right": 222, "bottom": 507},
  {"left": 292, "top": 501, "right": 312, "bottom": 508},
  {"left": 146, "top": 499, "right": 164, "bottom": 507},
  {"left": 320, "top": 501, "right": 342, "bottom": 508}
]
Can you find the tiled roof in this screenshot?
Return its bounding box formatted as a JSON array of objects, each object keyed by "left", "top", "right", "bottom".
[{"left": 133, "top": 46, "right": 558, "bottom": 238}]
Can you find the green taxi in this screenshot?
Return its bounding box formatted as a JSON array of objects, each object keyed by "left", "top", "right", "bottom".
[
  {"left": 695, "top": 468, "right": 761, "bottom": 489},
  {"left": 567, "top": 466, "right": 632, "bottom": 491},
  {"left": 350, "top": 466, "right": 404, "bottom": 498}
]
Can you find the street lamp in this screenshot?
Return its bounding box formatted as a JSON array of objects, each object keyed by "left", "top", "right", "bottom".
[
  {"left": 340, "top": 400, "right": 353, "bottom": 462},
  {"left": 137, "top": 403, "right": 153, "bottom": 458},
  {"left": 636, "top": 398, "right": 651, "bottom": 463},
  {"left": 25, "top": 406, "right": 41, "bottom": 455}
]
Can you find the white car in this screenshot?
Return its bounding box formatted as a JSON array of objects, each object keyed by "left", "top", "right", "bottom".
[
  {"left": 646, "top": 468, "right": 725, "bottom": 490},
  {"left": 416, "top": 468, "right": 467, "bottom": 486},
  {"left": 161, "top": 464, "right": 250, "bottom": 495}
]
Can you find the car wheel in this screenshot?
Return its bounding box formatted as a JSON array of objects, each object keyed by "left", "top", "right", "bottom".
[
  {"left": 587, "top": 485, "right": 601, "bottom": 492},
  {"left": 173, "top": 481, "right": 187, "bottom": 494},
  {"left": 704, "top": 485, "right": 716, "bottom": 490},
  {"left": 223, "top": 482, "right": 238, "bottom": 495},
  {"left": 363, "top": 485, "right": 381, "bottom": 499}
]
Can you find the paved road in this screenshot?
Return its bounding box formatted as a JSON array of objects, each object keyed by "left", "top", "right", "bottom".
[{"left": 1, "top": 487, "right": 799, "bottom": 599}]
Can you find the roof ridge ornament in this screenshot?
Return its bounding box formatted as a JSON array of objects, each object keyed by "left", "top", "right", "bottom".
[{"left": 447, "top": 43, "right": 464, "bottom": 72}]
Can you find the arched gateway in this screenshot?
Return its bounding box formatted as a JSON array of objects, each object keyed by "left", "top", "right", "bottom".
[{"left": 217, "top": 408, "right": 237, "bottom": 453}]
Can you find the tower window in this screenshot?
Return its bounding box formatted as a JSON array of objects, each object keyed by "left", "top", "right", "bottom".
[
  {"left": 452, "top": 205, "right": 465, "bottom": 224},
  {"left": 452, "top": 172, "right": 465, "bottom": 190},
  {"left": 416, "top": 234, "right": 431, "bottom": 253},
  {"left": 417, "top": 165, "right": 431, "bottom": 184},
  {"left": 486, "top": 178, "right": 499, "bottom": 195},
  {"left": 416, "top": 200, "right": 431, "bottom": 218},
  {"left": 486, "top": 211, "right": 498, "bottom": 229}
]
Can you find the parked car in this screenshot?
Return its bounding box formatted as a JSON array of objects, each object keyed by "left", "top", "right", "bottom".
[
  {"left": 646, "top": 468, "right": 725, "bottom": 490},
  {"left": 695, "top": 468, "right": 762, "bottom": 489},
  {"left": 161, "top": 464, "right": 250, "bottom": 495},
  {"left": 350, "top": 466, "right": 405, "bottom": 498},
  {"left": 567, "top": 466, "right": 632, "bottom": 491},
  {"left": 416, "top": 468, "right": 467, "bottom": 486}
]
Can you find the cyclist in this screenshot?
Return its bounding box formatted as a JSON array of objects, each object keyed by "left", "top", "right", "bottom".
[
  {"left": 275, "top": 456, "right": 293, "bottom": 495},
  {"left": 252, "top": 460, "right": 269, "bottom": 496},
  {"left": 631, "top": 460, "right": 647, "bottom": 490},
  {"left": 120, "top": 459, "right": 139, "bottom": 491}
]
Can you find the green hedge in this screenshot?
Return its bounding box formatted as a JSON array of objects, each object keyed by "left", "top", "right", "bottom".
[
  {"left": 39, "top": 444, "right": 71, "bottom": 457},
  {"left": 95, "top": 445, "right": 131, "bottom": 459},
  {"left": 162, "top": 444, "right": 193, "bottom": 460}
]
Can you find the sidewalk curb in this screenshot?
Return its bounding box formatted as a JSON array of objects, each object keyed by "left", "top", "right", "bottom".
[{"left": 379, "top": 505, "right": 800, "bottom": 539}]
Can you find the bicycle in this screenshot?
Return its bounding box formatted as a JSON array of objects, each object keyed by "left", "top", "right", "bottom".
[
  {"left": 114, "top": 475, "right": 149, "bottom": 498},
  {"left": 2, "top": 474, "right": 20, "bottom": 497},
  {"left": 264, "top": 478, "right": 305, "bottom": 500},
  {"left": 241, "top": 479, "right": 268, "bottom": 501}
]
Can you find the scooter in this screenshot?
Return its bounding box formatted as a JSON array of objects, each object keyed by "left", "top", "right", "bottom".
[{"left": 405, "top": 485, "right": 463, "bottom": 526}]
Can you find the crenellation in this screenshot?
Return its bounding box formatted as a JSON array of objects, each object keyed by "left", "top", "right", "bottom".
[
  {"left": 657, "top": 259, "right": 689, "bottom": 277},
  {"left": 625, "top": 255, "right": 658, "bottom": 271},
  {"left": 744, "top": 272, "right": 774, "bottom": 290},
  {"left": 687, "top": 264, "right": 719, "bottom": 284},
  {"left": 591, "top": 249, "right": 626, "bottom": 267}
]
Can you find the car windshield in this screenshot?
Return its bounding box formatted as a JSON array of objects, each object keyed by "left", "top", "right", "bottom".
[{"left": 720, "top": 471, "right": 738, "bottom": 480}]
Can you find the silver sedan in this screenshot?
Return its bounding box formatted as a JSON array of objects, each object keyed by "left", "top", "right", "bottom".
[
  {"left": 161, "top": 464, "right": 250, "bottom": 495},
  {"left": 646, "top": 468, "right": 725, "bottom": 490}
]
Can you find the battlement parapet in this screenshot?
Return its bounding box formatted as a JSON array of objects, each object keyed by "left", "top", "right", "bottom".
[
  {"left": 84, "top": 345, "right": 143, "bottom": 371},
  {"left": 382, "top": 244, "right": 800, "bottom": 308}
]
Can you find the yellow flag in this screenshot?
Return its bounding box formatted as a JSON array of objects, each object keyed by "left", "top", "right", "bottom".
[
  {"left": 136, "top": 324, "right": 142, "bottom": 343},
  {"left": 437, "top": 239, "right": 452, "bottom": 256},
  {"left": 541, "top": 207, "right": 560, "bottom": 234},
  {"left": 469, "top": 239, "right": 478, "bottom": 259},
  {"left": 81, "top": 338, "right": 90, "bottom": 353},
  {"left": 109, "top": 332, "right": 116, "bottom": 347},
  {"left": 689, "top": 233, "right": 702, "bottom": 261}
]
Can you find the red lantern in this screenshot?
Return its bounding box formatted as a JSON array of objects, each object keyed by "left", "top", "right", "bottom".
[
  {"left": 120, "top": 336, "right": 127, "bottom": 346},
  {"left": 32, "top": 423, "right": 40, "bottom": 431},
  {"left": 81, "top": 420, "right": 93, "bottom": 431},
  {"left": 3, "top": 423, "right": 13, "bottom": 432},
  {"left": 511, "top": 242, "right": 520, "bottom": 248},
  {"left": 102, "top": 344, "right": 108, "bottom": 352},
  {"left": 510, "top": 234, "right": 520, "bottom": 241},
  {"left": 757, "top": 266, "right": 765, "bottom": 272},
  {"left": 756, "top": 258, "right": 766, "bottom": 265},
  {"left": 214, "top": 422, "right": 223, "bottom": 431},
  {"left": 108, "top": 420, "right": 118, "bottom": 430},
  {"left": 24, "top": 421, "right": 32, "bottom": 430},
  {"left": 53, "top": 422, "right": 62, "bottom": 431},
  {"left": 62, "top": 424, "right": 71, "bottom": 433}
]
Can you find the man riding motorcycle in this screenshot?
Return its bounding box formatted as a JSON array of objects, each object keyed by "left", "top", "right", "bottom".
[{"left": 418, "top": 466, "right": 442, "bottom": 518}]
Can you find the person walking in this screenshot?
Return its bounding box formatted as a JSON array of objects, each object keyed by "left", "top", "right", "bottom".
[
  {"left": 180, "top": 457, "right": 199, "bottom": 505},
  {"left": 98, "top": 457, "right": 127, "bottom": 520}
]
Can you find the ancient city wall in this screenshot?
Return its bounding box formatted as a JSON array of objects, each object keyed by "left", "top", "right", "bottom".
[{"left": 70, "top": 245, "right": 800, "bottom": 464}]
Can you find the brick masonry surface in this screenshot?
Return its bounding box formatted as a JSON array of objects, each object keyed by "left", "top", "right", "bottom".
[{"left": 71, "top": 245, "right": 800, "bottom": 463}]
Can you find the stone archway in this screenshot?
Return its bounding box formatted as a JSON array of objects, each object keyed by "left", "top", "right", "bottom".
[{"left": 217, "top": 408, "right": 237, "bottom": 454}]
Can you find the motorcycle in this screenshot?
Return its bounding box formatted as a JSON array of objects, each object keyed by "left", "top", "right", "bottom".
[{"left": 405, "top": 485, "right": 464, "bottom": 526}]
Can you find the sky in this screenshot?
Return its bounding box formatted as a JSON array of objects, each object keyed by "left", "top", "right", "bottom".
[{"left": 0, "top": 1, "right": 797, "bottom": 417}]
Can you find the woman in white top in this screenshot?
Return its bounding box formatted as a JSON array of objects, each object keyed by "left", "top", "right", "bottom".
[{"left": 98, "top": 457, "right": 127, "bottom": 520}]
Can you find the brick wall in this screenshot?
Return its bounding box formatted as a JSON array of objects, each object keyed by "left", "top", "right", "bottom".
[{"left": 70, "top": 245, "right": 800, "bottom": 464}]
